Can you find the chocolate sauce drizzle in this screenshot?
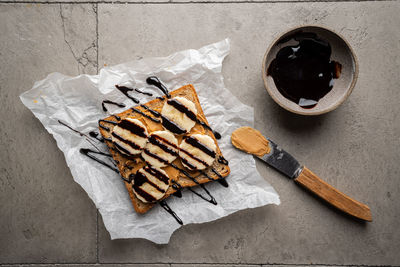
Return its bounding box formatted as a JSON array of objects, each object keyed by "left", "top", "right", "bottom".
[
  {"left": 83, "top": 77, "right": 228, "bottom": 223},
  {"left": 120, "top": 98, "right": 224, "bottom": 205},
  {"left": 79, "top": 148, "right": 119, "bottom": 173},
  {"left": 58, "top": 119, "right": 104, "bottom": 151},
  {"left": 140, "top": 104, "right": 161, "bottom": 117},
  {"left": 115, "top": 85, "right": 140, "bottom": 104},
  {"left": 159, "top": 200, "right": 183, "bottom": 225},
  {"left": 211, "top": 168, "right": 229, "bottom": 187},
  {"left": 218, "top": 156, "right": 229, "bottom": 165},
  {"left": 148, "top": 135, "right": 178, "bottom": 157},
  {"left": 179, "top": 136, "right": 217, "bottom": 170},
  {"left": 167, "top": 98, "right": 197, "bottom": 121},
  {"left": 146, "top": 76, "right": 170, "bottom": 98},
  {"left": 113, "top": 140, "right": 133, "bottom": 155},
  {"left": 166, "top": 98, "right": 221, "bottom": 139},
  {"left": 129, "top": 165, "right": 172, "bottom": 202},
  {"left": 179, "top": 148, "right": 208, "bottom": 169},
  {"left": 117, "top": 119, "right": 147, "bottom": 138},
  {"left": 179, "top": 157, "right": 197, "bottom": 170},
  {"left": 89, "top": 131, "right": 104, "bottom": 142},
  {"left": 99, "top": 119, "right": 118, "bottom": 125},
  {"left": 169, "top": 163, "right": 217, "bottom": 205},
  {"left": 185, "top": 136, "right": 216, "bottom": 158},
  {"left": 98, "top": 119, "right": 118, "bottom": 131},
  {"left": 112, "top": 132, "right": 141, "bottom": 150},
  {"left": 141, "top": 100, "right": 221, "bottom": 139},
  {"left": 58, "top": 119, "right": 86, "bottom": 138},
  {"left": 200, "top": 169, "right": 229, "bottom": 188},
  {"left": 145, "top": 165, "right": 170, "bottom": 185},
  {"left": 161, "top": 115, "right": 187, "bottom": 134},
  {"left": 102, "top": 100, "right": 126, "bottom": 112},
  {"left": 111, "top": 114, "right": 121, "bottom": 121},
  {"left": 131, "top": 107, "right": 161, "bottom": 123},
  {"left": 142, "top": 103, "right": 194, "bottom": 136},
  {"left": 173, "top": 190, "right": 183, "bottom": 198},
  {"left": 143, "top": 149, "right": 169, "bottom": 165},
  {"left": 132, "top": 175, "right": 157, "bottom": 202},
  {"left": 135, "top": 88, "right": 153, "bottom": 96}
]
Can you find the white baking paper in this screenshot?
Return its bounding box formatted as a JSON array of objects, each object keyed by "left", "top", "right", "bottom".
[{"left": 20, "top": 39, "right": 280, "bottom": 244}]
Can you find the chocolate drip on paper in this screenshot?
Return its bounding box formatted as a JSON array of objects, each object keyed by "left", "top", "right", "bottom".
[
  {"left": 115, "top": 85, "right": 139, "bottom": 104},
  {"left": 169, "top": 163, "right": 217, "bottom": 205},
  {"left": 102, "top": 100, "right": 126, "bottom": 112},
  {"left": 159, "top": 200, "right": 183, "bottom": 225},
  {"left": 79, "top": 148, "right": 118, "bottom": 173},
  {"left": 89, "top": 131, "right": 104, "bottom": 142},
  {"left": 135, "top": 88, "right": 153, "bottom": 96},
  {"left": 146, "top": 76, "right": 170, "bottom": 98}
]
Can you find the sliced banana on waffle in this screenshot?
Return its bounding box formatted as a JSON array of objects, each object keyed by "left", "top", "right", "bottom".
[
  {"left": 141, "top": 130, "right": 179, "bottom": 168},
  {"left": 179, "top": 134, "right": 217, "bottom": 171},
  {"left": 111, "top": 118, "right": 148, "bottom": 156},
  {"left": 161, "top": 96, "right": 198, "bottom": 134},
  {"left": 131, "top": 166, "right": 171, "bottom": 203}
]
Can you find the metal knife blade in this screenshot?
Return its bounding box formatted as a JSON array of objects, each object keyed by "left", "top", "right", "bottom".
[{"left": 258, "top": 138, "right": 302, "bottom": 179}]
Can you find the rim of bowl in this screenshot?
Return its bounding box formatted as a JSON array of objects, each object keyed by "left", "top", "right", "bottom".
[{"left": 261, "top": 25, "right": 359, "bottom": 116}]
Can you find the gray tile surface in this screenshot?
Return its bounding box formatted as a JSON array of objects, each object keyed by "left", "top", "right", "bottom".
[
  {"left": 97, "top": 1, "right": 400, "bottom": 266},
  {"left": 0, "top": 4, "right": 97, "bottom": 263},
  {"left": 0, "top": 0, "right": 337, "bottom": 4},
  {"left": 1, "top": 0, "right": 399, "bottom": 266},
  {"left": 1, "top": 265, "right": 170, "bottom": 267},
  {"left": 172, "top": 265, "right": 260, "bottom": 267}
]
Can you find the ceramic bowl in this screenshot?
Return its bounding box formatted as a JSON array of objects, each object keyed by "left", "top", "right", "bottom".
[{"left": 262, "top": 25, "right": 359, "bottom": 115}]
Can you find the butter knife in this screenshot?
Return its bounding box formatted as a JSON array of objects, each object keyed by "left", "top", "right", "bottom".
[{"left": 260, "top": 138, "right": 372, "bottom": 221}]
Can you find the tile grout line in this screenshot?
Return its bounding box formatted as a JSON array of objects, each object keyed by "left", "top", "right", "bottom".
[
  {"left": 0, "top": 0, "right": 397, "bottom": 4},
  {"left": 95, "top": 1, "right": 99, "bottom": 264},
  {"left": 0, "top": 263, "right": 398, "bottom": 266}
]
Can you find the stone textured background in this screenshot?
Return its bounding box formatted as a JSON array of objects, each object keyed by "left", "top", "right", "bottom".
[{"left": 1, "top": 0, "right": 399, "bottom": 266}]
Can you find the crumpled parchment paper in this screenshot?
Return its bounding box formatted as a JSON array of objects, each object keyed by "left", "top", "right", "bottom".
[{"left": 20, "top": 39, "right": 280, "bottom": 244}]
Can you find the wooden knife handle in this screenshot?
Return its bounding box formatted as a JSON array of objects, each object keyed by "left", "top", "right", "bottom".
[{"left": 294, "top": 166, "right": 372, "bottom": 221}]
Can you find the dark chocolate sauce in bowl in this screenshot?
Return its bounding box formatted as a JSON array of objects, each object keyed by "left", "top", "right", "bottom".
[{"left": 267, "top": 32, "right": 342, "bottom": 109}]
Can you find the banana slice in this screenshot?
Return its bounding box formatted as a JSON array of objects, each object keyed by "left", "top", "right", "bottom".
[
  {"left": 141, "top": 130, "right": 179, "bottom": 168},
  {"left": 131, "top": 165, "right": 171, "bottom": 203},
  {"left": 161, "top": 96, "right": 198, "bottom": 134},
  {"left": 111, "top": 118, "right": 148, "bottom": 156},
  {"left": 179, "top": 134, "right": 217, "bottom": 171}
]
